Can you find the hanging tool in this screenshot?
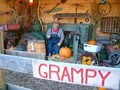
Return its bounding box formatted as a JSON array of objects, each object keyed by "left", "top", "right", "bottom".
[
  {"left": 70, "top": 3, "right": 83, "bottom": 23},
  {"left": 48, "top": 0, "right": 67, "bottom": 14},
  {"left": 0, "top": 11, "right": 13, "bottom": 16}
]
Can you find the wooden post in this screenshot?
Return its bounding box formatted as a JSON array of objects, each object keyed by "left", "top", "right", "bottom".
[{"left": 0, "top": 28, "right": 6, "bottom": 90}]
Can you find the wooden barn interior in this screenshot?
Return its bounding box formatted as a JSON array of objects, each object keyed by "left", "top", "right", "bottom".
[{"left": 0, "top": 0, "right": 120, "bottom": 90}]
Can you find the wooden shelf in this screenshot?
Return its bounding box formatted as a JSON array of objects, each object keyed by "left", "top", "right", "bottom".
[{"left": 53, "top": 13, "right": 89, "bottom": 19}]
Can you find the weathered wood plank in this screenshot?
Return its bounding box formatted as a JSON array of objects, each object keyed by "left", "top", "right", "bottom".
[
  {"left": 0, "top": 28, "right": 4, "bottom": 54},
  {"left": 53, "top": 13, "right": 89, "bottom": 18},
  {"left": 0, "top": 69, "right": 6, "bottom": 90},
  {"left": 96, "top": 36, "right": 111, "bottom": 44},
  {"left": 48, "top": 23, "right": 89, "bottom": 31},
  {"left": 0, "top": 54, "right": 37, "bottom": 74},
  {"left": 0, "top": 29, "right": 6, "bottom": 90},
  {"left": 4, "top": 49, "right": 45, "bottom": 59}
]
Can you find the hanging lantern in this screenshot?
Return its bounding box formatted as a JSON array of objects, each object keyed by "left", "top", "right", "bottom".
[
  {"left": 100, "top": 0, "right": 106, "bottom": 4},
  {"left": 29, "top": 0, "right": 33, "bottom": 5}
]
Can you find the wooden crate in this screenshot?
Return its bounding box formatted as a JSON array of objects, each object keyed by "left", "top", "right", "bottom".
[
  {"left": 27, "top": 40, "right": 46, "bottom": 54},
  {"left": 100, "top": 17, "right": 120, "bottom": 33}
]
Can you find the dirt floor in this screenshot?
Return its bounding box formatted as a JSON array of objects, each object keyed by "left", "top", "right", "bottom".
[{"left": 5, "top": 70, "right": 98, "bottom": 90}]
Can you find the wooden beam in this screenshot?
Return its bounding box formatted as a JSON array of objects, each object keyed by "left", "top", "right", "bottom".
[
  {"left": 0, "top": 69, "right": 6, "bottom": 90},
  {"left": 0, "top": 54, "right": 34, "bottom": 74},
  {"left": 53, "top": 13, "right": 89, "bottom": 19},
  {"left": 4, "top": 49, "right": 45, "bottom": 59},
  {"left": 0, "top": 28, "right": 6, "bottom": 90},
  {"left": 0, "top": 28, "right": 4, "bottom": 54}
]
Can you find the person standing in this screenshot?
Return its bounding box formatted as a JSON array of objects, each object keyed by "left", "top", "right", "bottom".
[{"left": 46, "top": 20, "right": 64, "bottom": 56}]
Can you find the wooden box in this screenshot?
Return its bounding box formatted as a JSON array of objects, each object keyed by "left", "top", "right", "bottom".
[{"left": 27, "top": 40, "right": 46, "bottom": 54}]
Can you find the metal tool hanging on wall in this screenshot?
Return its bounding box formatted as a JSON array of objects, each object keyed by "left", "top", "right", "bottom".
[
  {"left": 48, "top": 0, "right": 67, "bottom": 14},
  {"left": 97, "top": 0, "right": 112, "bottom": 16},
  {"left": 0, "top": 11, "right": 13, "bottom": 16},
  {"left": 70, "top": 3, "right": 83, "bottom": 23}
]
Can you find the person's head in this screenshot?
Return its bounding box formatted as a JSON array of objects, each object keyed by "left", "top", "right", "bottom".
[
  {"left": 52, "top": 19, "right": 59, "bottom": 28},
  {"left": 53, "top": 22, "right": 59, "bottom": 28}
]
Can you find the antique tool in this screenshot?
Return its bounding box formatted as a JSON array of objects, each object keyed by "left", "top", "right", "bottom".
[
  {"left": 48, "top": 0, "right": 67, "bottom": 13},
  {"left": 85, "top": 9, "right": 89, "bottom": 22},
  {"left": 71, "top": 3, "right": 83, "bottom": 23},
  {"left": 97, "top": 1, "right": 112, "bottom": 16},
  {"left": 0, "top": 11, "right": 13, "bottom": 16},
  {"left": 109, "top": 52, "right": 120, "bottom": 65}
]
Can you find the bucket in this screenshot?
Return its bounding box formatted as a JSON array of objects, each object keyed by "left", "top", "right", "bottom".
[
  {"left": 83, "top": 43, "right": 102, "bottom": 53},
  {"left": 27, "top": 40, "right": 46, "bottom": 54}
]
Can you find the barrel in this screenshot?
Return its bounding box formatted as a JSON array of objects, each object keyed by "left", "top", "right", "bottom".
[{"left": 27, "top": 40, "right": 46, "bottom": 54}]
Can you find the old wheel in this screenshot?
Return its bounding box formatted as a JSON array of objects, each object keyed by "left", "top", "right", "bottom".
[{"left": 109, "top": 52, "right": 120, "bottom": 65}]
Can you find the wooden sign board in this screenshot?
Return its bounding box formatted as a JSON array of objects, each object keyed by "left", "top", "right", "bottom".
[
  {"left": 32, "top": 60, "right": 120, "bottom": 90},
  {"left": 0, "top": 54, "right": 120, "bottom": 89}
]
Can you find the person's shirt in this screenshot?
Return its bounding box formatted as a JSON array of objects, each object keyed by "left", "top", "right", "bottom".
[{"left": 46, "top": 27, "right": 64, "bottom": 44}]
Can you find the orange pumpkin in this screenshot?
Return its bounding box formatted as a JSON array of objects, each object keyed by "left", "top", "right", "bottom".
[
  {"left": 9, "top": 46, "right": 14, "bottom": 50},
  {"left": 82, "top": 61, "right": 87, "bottom": 65},
  {"left": 59, "top": 47, "right": 72, "bottom": 58},
  {"left": 88, "top": 40, "right": 97, "bottom": 45},
  {"left": 98, "top": 87, "right": 107, "bottom": 90},
  {"left": 87, "top": 60, "right": 92, "bottom": 65}
]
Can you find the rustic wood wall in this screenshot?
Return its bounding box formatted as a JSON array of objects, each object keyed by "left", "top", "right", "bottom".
[
  {"left": 0, "top": 1, "right": 12, "bottom": 24},
  {"left": 38, "top": 0, "right": 91, "bottom": 24},
  {"left": 0, "top": 0, "right": 119, "bottom": 24},
  {"left": 38, "top": 0, "right": 120, "bottom": 23},
  {"left": 0, "top": 0, "right": 31, "bottom": 24},
  {"left": 0, "top": 0, "right": 120, "bottom": 36}
]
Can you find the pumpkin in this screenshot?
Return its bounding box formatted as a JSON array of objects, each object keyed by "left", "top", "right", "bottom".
[
  {"left": 82, "top": 61, "right": 87, "bottom": 65},
  {"left": 87, "top": 60, "right": 92, "bottom": 65},
  {"left": 88, "top": 40, "right": 97, "bottom": 45},
  {"left": 59, "top": 47, "right": 72, "bottom": 58},
  {"left": 81, "top": 56, "right": 93, "bottom": 65},
  {"left": 82, "top": 56, "right": 87, "bottom": 61},
  {"left": 87, "top": 57, "right": 92, "bottom": 60},
  {"left": 9, "top": 46, "right": 14, "bottom": 50},
  {"left": 98, "top": 87, "right": 107, "bottom": 90}
]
